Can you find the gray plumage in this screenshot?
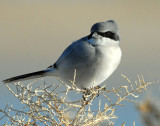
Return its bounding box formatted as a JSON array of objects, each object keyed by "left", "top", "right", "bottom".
[{"left": 3, "top": 20, "right": 122, "bottom": 89}]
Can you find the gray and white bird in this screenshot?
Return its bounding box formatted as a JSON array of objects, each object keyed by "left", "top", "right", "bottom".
[{"left": 3, "top": 20, "right": 122, "bottom": 89}]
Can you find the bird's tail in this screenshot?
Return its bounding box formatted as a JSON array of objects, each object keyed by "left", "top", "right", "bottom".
[{"left": 3, "top": 69, "right": 51, "bottom": 83}]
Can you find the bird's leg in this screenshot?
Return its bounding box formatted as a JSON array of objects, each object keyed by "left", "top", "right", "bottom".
[
  {"left": 82, "top": 85, "right": 106, "bottom": 100},
  {"left": 82, "top": 88, "right": 91, "bottom": 101}
]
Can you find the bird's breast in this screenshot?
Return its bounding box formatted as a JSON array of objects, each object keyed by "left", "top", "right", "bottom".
[{"left": 88, "top": 45, "right": 122, "bottom": 86}]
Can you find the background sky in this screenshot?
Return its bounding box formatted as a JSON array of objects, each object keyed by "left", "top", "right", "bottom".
[{"left": 0, "top": 0, "right": 160, "bottom": 125}]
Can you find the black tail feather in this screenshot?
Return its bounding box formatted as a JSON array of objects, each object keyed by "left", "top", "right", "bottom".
[{"left": 3, "top": 70, "right": 46, "bottom": 83}]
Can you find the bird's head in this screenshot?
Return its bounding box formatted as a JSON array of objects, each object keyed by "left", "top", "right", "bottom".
[{"left": 88, "top": 20, "right": 120, "bottom": 46}]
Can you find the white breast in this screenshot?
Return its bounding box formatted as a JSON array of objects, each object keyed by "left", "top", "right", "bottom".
[{"left": 87, "top": 44, "right": 122, "bottom": 88}]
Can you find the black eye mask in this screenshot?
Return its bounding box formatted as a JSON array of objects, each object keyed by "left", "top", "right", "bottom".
[{"left": 88, "top": 31, "right": 119, "bottom": 41}]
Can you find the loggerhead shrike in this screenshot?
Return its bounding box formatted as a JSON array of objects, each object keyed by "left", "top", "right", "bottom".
[{"left": 3, "top": 20, "right": 122, "bottom": 89}]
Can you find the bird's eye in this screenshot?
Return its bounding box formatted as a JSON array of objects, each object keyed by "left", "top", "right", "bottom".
[
  {"left": 95, "top": 31, "right": 119, "bottom": 41},
  {"left": 96, "top": 31, "right": 113, "bottom": 38},
  {"left": 97, "top": 32, "right": 104, "bottom": 37},
  {"left": 105, "top": 31, "right": 112, "bottom": 36}
]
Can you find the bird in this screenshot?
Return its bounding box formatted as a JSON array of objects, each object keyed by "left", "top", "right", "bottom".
[{"left": 3, "top": 20, "right": 122, "bottom": 89}]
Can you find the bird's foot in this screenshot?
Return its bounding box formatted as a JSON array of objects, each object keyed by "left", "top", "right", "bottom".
[
  {"left": 94, "top": 86, "right": 106, "bottom": 97},
  {"left": 82, "top": 86, "right": 106, "bottom": 101},
  {"left": 82, "top": 88, "right": 91, "bottom": 101}
]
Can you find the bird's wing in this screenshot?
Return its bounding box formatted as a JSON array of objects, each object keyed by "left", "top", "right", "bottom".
[{"left": 53, "top": 37, "right": 88, "bottom": 67}]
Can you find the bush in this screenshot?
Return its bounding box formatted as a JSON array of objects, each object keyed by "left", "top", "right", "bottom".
[{"left": 0, "top": 75, "right": 158, "bottom": 126}]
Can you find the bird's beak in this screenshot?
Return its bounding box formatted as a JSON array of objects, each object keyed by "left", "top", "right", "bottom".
[{"left": 92, "top": 33, "right": 99, "bottom": 39}]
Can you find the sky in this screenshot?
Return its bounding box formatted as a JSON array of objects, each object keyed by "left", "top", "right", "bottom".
[{"left": 0, "top": 0, "right": 160, "bottom": 125}]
